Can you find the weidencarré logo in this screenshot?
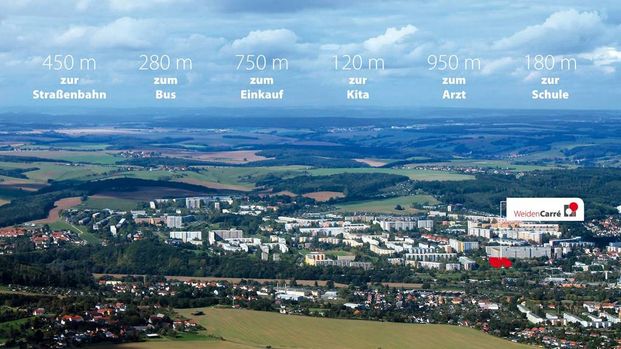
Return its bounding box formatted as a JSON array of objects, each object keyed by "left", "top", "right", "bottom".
[
  {"left": 564, "top": 202, "right": 579, "bottom": 217},
  {"left": 506, "top": 198, "right": 584, "bottom": 222}
]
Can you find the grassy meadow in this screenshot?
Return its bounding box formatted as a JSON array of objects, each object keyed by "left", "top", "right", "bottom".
[
  {"left": 97, "top": 307, "right": 532, "bottom": 349},
  {"left": 336, "top": 194, "right": 439, "bottom": 214}
]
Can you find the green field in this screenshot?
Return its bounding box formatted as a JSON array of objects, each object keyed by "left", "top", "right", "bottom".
[
  {"left": 336, "top": 194, "right": 439, "bottom": 214},
  {"left": 307, "top": 168, "right": 474, "bottom": 181},
  {"left": 128, "top": 307, "right": 530, "bottom": 349},
  {"left": 112, "top": 166, "right": 307, "bottom": 190},
  {"left": 47, "top": 220, "right": 100, "bottom": 244},
  {"left": 42, "top": 143, "right": 113, "bottom": 151},
  {"left": 191, "top": 166, "right": 308, "bottom": 186},
  {"left": 0, "top": 150, "right": 119, "bottom": 165},
  {"left": 78, "top": 197, "right": 140, "bottom": 211},
  {"left": 25, "top": 163, "right": 111, "bottom": 183},
  {"left": 98, "top": 340, "right": 252, "bottom": 349},
  {"left": 0, "top": 161, "right": 112, "bottom": 193}
]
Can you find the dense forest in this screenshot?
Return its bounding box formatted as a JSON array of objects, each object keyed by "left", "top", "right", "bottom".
[
  {"left": 0, "top": 178, "right": 234, "bottom": 228},
  {"left": 258, "top": 173, "right": 410, "bottom": 200},
  {"left": 0, "top": 189, "right": 85, "bottom": 227},
  {"left": 0, "top": 155, "right": 61, "bottom": 164},
  {"left": 2, "top": 239, "right": 423, "bottom": 287},
  {"left": 251, "top": 146, "right": 390, "bottom": 167},
  {"left": 562, "top": 144, "right": 621, "bottom": 163},
  {"left": 416, "top": 168, "right": 621, "bottom": 217},
  {"left": 0, "top": 254, "right": 93, "bottom": 288},
  {"left": 0, "top": 167, "right": 38, "bottom": 179}
]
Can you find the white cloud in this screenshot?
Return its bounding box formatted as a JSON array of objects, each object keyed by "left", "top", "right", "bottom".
[
  {"left": 91, "top": 17, "right": 151, "bottom": 49},
  {"left": 480, "top": 57, "right": 516, "bottom": 75},
  {"left": 580, "top": 46, "right": 621, "bottom": 66},
  {"left": 53, "top": 17, "right": 152, "bottom": 49},
  {"left": 0, "top": 20, "right": 23, "bottom": 51},
  {"left": 579, "top": 46, "right": 621, "bottom": 73},
  {"left": 53, "top": 26, "right": 89, "bottom": 46},
  {"left": 230, "top": 29, "right": 298, "bottom": 53},
  {"left": 523, "top": 70, "right": 541, "bottom": 82},
  {"left": 172, "top": 34, "right": 226, "bottom": 51},
  {"left": 493, "top": 10, "right": 610, "bottom": 54},
  {"left": 363, "top": 24, "right": 417, "bottom": 52},
  {"left": 75, "top": 0, "right": 92, "bottom": 11},
  {"left": 107, "top": 0, "right": 178, "bottom": 11}
]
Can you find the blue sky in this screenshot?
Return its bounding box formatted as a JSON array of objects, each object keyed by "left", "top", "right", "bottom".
[{"left": 0, "top": 0, "right": 620, "bottom": 110}]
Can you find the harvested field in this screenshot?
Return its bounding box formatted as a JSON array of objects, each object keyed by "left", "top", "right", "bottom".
[
  {"left": 302, "top": 191, "right": 346, "bottom": 201},
  {"left": 355, "top": 158, "right": 388, "bottom": 167},
  {"left": 177, "top": 177, "right": 252, "bottom": 192},
  {"left": 31, "top": 197, "right": 82, "bottom": 224}
]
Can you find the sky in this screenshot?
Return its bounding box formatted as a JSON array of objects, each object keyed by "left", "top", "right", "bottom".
[{"left": 0, "top": 0, "right": 620, "bottom": 110}]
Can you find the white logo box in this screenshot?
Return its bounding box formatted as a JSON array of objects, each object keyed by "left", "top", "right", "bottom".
[{"left": 506, "top": 197, "right": 584, "bottom": 222}]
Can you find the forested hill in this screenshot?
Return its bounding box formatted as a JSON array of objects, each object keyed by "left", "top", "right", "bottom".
[
  {"left": 416, "top": 168, "right": 621, "bottom": 217},
  {"left": 258, "top": 173, "right": 410, "bottom": 200},
  {"left": 0, "top": 178, "right": 239, "bottom": 228}
]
